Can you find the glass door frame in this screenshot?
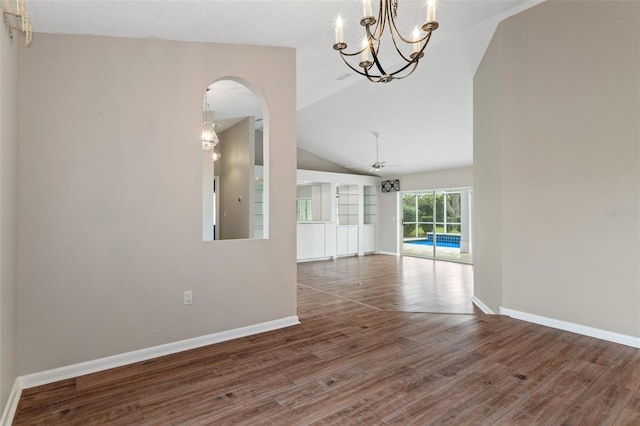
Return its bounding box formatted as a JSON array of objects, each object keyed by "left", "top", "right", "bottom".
[{"left": 400, "top": 187, "right": 473, "bottom": 264}]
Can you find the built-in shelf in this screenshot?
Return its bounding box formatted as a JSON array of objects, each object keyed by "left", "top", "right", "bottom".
[
  {"left": 337, "top": 184, "right": 359, "bottom": 225},
  {"left": 296, "top": 170, "right": 379, "bottom": 261},
  {"left": 363, "top": 185, "right": 377, "bottom": 225},
  {"left": 254, "top": 182, "right": 264, "bottom": 238}
]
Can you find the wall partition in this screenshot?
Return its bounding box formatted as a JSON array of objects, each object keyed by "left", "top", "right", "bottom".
[{"left": 402, "top": 188, "right": 473, "bottom": 263}]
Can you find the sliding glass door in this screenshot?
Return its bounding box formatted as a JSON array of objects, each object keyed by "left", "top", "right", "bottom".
[
  {"left": 403, "top": 192, "right": 435, "bottom": 257},
  {"left": 402, "top": 189, "right": 472, "bottom": 263}
]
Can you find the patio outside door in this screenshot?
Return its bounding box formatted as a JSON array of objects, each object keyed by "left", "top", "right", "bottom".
[{"left": 401, "top": 189, "right": 473, "bottom": 263}]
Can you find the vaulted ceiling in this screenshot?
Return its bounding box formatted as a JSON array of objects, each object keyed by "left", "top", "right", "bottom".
[{"left": 26, "top": 0, "right": 542, "bottom": 175}]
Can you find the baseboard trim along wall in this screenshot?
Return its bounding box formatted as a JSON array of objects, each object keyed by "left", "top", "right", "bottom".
[
  {"left": 500, "top": 307, "right": 640, "bottom": 349},
  {"left": 297, "top": 257, "right": 332, "bottom": 263},
  {"left": 376, "top": 251, "right": 400, "bottom": 256},
  {"left": 0, "top": 380, "right": 21, "bottom": 426},
  {"left": 471, "top": 296, "right": 495, "bottom": 314},
  {"left": 17, "top": 315, "right": 300, "bottom": 390}
]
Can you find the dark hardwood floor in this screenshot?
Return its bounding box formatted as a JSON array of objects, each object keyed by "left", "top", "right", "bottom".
[
  {"left": 297, "top": 255, "right": 476, "bottom": 314},
  {"left": 13, "top": 255, "right": 640, "bottom": 425}
]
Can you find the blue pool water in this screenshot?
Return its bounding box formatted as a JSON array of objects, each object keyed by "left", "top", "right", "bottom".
[
  {"left": 407, "top": 240, "right": 461, "bottom": 248},
  {"left": 406, "top": 234, "right": 461, "bottom": 249}
]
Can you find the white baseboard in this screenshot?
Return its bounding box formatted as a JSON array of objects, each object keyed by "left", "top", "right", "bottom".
[
  {"left": 499, "top": 307, "right": 640, "bottom": 348},
  {"left": 18, "top": 316, "right": 300, "bottom": 390},
  {"left": 297, "top": 257, "right": 332, "bottom": 263},
  {"left": 0, "top": 379, "right": 21, "bottom": 426},
  {"left": 376, "top": 251, "right": 400, "bottom": 256},
  {"left": 471, "top": 296, "right": 495, "bottom": 314}
]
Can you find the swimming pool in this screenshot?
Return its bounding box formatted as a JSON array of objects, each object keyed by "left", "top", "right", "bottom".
[{"left": 405, "top": 234, "right": 461, "bottom": 249}]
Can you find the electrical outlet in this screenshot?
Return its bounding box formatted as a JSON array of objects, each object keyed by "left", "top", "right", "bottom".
[{"left": 184, "top": 290, "right": 193, "bottom": 305}]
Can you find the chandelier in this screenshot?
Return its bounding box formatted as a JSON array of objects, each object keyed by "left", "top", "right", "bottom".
[
  {"left": 201, "top": 89, "right": 219, "bottom": 150},
  {"left": 333, "top": 0, "right": 439, "bottom": 83}
]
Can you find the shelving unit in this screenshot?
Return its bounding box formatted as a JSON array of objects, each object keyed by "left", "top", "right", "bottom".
[
  {"left": 295, "top": 169, "right": 379, "bottom": 261},
  {"left": 363, "top": 185, "right": 377, "bottom": 225},
  {"left": 336, "top": 185, "right": 359, "bottom": 225},
  {"left": 254, "top": 182, "right": 264, "bottom": 238}
]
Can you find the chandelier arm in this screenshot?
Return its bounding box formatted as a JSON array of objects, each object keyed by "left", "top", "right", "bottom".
[
  {"left": 391, "top": 28, "right": 435, "bottom": 68},
  {"left": 364, "top": 0, "right": 387, "bottom": 43},
  {"left": 339, "top": 46, "right": 369, "bottom": 57},
  {"left": 416, "top": 31, "right": 434, "bottom": 54},
  {"left": 387, "top": 59, "right": 420, "bottom": 77},
  {"left": 359, "top": 58, "right": 420, "bottom": 82},
  {"left": 369, "top": 0, "right": 400, "bottom": 71},
  {"left": 382, "top": 2, "right": 407, "bottom": 59},
  {"left": 387, "top": 6, "right": 433, "bottom": 45},
  {"left": 363, "top": 67, "right": 385, "bottom": 83},
  {"left": 332, "top": 0, "right": 439, "bottom": 83},
  {"left": 391, "top": 24, "right": 435, "bottom": 45},
  {"left": 387, "top": 28, "right": 417, "bottom": 64},
  {"left": 338, "top": 53, "right": 376, "bottom": 78},
  {"left": 390, "top": 28, "right": 434, "bottom": 65},
  {"left": 365, "top": 22, "right": 389, "bottom": 77},
  {"left": 390, "top": 61, "right": 420, "bottom": 80},
  {"left": 386, "top": 11, "right": 436, "bottom": 63},
  {"left": 362, "top": 24, "right": 387, "bottom": 77},
  {"left": 369, "top": 48, "right": 388, "bottom": 76},
  {"left": 371, "top": 0, "right": 385, "bottom": 40},
  {"left": 338, "top": 31, "right": 432, "bottom": 79}
]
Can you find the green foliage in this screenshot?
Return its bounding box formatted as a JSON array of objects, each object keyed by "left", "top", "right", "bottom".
[{"left": 403, "top": 191, "right": 463, "bottom": 239}]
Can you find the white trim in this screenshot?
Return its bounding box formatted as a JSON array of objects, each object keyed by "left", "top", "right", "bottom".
[
  {"left": 471, "top": 295, "right": 495, "bottom": 314},
  {"left": 499, "top": 307, "right": 640, "bottom": 348},
  {"left": 297, "top": 257, "right": 332, "bottom": 263},
  {"left": 0, "top": 379, "right": 21, "bottom": 426},
  {"left": 376, "top": 251, "right": 400, "bottom": 256},
  {"left": 18, "top": 316, "right": 300, "bottom": 390}
]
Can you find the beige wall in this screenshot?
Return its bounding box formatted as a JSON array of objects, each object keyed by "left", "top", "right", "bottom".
[
  {"left": 395, "top": 167, "right": 472, "bottom": 192},
  {"left": 17, "top": 34, "right": 297, "bottom": 374},
  {"left": 473, "top": 26, "right": 505, "bottom": 313},
  {"left": 474, "top": 0, "right": 640, "bottom": 336},
  {"left": 0, "top": 0, "right": 19, "bottom": 408},
  {"left": 219, "top": 117, "right": 254, "bottom": 240},
  {"left": 378, "top": 166, "right": 473, "bottom": 253},
  {"left": 297, "top": 148, "right": 354, "bottom": 174}
]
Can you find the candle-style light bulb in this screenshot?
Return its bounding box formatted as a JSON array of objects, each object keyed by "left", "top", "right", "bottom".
[
  {"left": 363, "top": 0, "right": 372, "bottom": 18},
  {"left": 335, "top": 15, "right": 344, "bottom": 44},
  {"left": 427, "top": 0, "right": 437, "bottom": 22},
  {"left": 413, "top": 27, "right": 421, "bottom": 53},
  {"left": 361, "top": 37, "right": 370, "bottom": 63}
]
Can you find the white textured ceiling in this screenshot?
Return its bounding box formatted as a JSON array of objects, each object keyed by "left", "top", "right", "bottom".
[{"left": 25, "top": 0, "right": 543, "bottom": 176}]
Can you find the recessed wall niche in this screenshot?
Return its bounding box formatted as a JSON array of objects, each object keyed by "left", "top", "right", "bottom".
[{"left": 202, "top": 79, "right": 267, "bottom": 241}]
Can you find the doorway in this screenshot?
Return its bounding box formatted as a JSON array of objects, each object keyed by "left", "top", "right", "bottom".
[{"left": 401, "top": 188, "right": 473, "bottom": 263}]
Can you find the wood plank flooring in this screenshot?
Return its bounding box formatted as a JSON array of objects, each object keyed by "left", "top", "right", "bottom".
[
  {"left": 13, "top": 255, "right": 640, "bottom": 425},
  {"left": 297, "top": 255, "right": 476, "bottom": 314}
]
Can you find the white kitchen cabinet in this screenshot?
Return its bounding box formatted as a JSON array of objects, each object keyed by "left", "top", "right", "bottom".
[
  {"left": 362, "top": 225, "right": 376, "bottom": 253},
  {"left": 337, "top": 225, "right": 358, "bottom": 256},
  {"left": 297, "top": 223, "right": 326, "bottom": 260}
]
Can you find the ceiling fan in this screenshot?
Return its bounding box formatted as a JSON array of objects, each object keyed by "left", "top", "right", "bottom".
[
  {"left": 345, "top": 131, "right": 393, "bottom": 173},
  {"left": 369, "top": 131, "right": 386, "bottom": 172}
]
